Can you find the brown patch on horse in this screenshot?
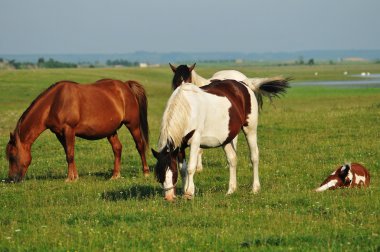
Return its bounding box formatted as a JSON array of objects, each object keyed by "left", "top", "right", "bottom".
[{"left": 201, "top": 80, "right": 251, "bottom": 144}]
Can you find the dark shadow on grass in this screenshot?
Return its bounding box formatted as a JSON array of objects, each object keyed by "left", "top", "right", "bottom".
[
  {"left": 90, "top": 171, "right": 113, "bottom": 179},
  {"left": 102, "top": 185, "right": 161, "bottom": 201},
  {"left": 2, "top": 171, "right": 115, "bottom": 183},
  {"left": 2, "top": 174, "right": 68, "bottom": 183}
]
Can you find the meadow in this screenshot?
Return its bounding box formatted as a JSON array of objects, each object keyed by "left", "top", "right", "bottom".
[{"left": 0, "top": 63, "right": 379, "bottom": 251}]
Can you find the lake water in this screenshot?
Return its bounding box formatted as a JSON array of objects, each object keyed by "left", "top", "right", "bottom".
[{"left": 294, "top": 74, "right": 380, "bottom": 88}]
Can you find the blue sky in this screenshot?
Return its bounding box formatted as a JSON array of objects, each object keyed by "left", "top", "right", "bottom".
[{"left": 0, "top": 0, "right": 379, "bottom": 54}]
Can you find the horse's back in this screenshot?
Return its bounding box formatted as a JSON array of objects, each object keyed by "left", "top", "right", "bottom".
[
  {"left": 210, "top": 70, "right": 247, "bottom": 81},
  {"left": 47, "top": 79, "right": 135, "bottom": 138}
]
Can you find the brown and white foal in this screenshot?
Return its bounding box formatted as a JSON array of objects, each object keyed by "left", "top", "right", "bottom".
[{"left": 315, "top": 163, "right": 370, "bottom": 192}]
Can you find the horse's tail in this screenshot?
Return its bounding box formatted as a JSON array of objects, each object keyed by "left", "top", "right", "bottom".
[
  {"left": 243, "top": 77, "right": 291, "bottom": 108},
  {"left": 126, "top": 80, "right": 149, "bottom": 151}
]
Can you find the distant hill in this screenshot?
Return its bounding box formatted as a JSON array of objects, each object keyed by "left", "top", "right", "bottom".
[{"left": 1, "top": 50, "right": 380, "bottom": 64}]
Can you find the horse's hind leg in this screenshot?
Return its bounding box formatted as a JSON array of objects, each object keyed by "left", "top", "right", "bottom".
[
  {"left": 243, "top": 126, "right": 260, "bottom": 193},
  {"left": 232, "top": 135, "right": 238, "bottom": 152},
  {"left": 128, "top": 126, "right": 150, "bottom": 176},
  {"left": 55, "top": 128, "right": 78, "bottom": 182},
  {"left": 223, "top": 142, "right": 237, "bottom": 195},
  {"left": 107, "top": 133, "right": 122, "bottom": 179}
]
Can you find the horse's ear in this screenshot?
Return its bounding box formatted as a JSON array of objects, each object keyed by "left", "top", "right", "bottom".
[
  {"left": 189, "top": 63, "right": 196, "bottom": 72},
  {"left": 169, "top": 63, "right": 177, "bottom": 72},
  {"left": 182, "top": 130, "right": 195, "bottom": 146},
  {"left": 151, "top": 149, "right": 159, "bottom": 159},
  {"left": 9, "top": 132, "right": 15, "bottom": 143}
]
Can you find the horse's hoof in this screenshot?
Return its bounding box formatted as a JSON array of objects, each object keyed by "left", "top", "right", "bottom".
[
  {"left": 65, "top": 177, "right": 78, "bottom": 183},
  {"left": 226, "top": 189, "right": 236, "bottom": 195},
  {"left": 183, "top": 193, "right": 193, "bottom": 200},
  {"left": 252, "top": 186, "right": 261, "bottom": 194},
  {"left": 110, "top": 174, "right": 121, "bottom": 180},
  {"left": 164, "top": 194, "right": 176, "bottom": 201}
]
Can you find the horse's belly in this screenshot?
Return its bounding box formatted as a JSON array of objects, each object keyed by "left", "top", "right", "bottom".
[
  {"left": 200, "top": 124, "right": 230, "bottom": 148},
  {"left": 200, "top": 136, "right": 226, "bottom": 148},
  {"left": 75, "top": 118, "right": 122, "bottom": 139}
]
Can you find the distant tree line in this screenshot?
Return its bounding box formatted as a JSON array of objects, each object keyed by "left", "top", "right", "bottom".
[
  {"left": 0, "top": 57, "right": 77, "bottom": 69},
  {"left": 106, "top": 59, "right": 139, "bottom": 67},
  {"left": 37, "top": 58, "right": 77, "bottom": 68},
  {"left": 295, "top": 56, "right": 315, "bottom": 65}
]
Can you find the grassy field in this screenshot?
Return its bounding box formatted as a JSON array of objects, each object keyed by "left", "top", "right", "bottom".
[{"left": 0, "top": 63, "right": 379, "bottom": 251}]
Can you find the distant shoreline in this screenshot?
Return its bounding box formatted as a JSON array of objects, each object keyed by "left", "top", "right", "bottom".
[{"left": 1, "top": 49, "right": 380, "bottom": 64}]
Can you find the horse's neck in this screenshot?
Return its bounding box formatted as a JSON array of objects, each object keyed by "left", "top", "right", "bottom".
[
  {"left": 191, "top": 70, "right": 209, "bottom": 87},
  {"left": 16, "top": 101, "right": 49, "bottom": 146}
]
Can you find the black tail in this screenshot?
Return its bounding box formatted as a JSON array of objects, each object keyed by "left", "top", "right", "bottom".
[{"left": 245, "top": 77, "right": 291, "bottom": 109}]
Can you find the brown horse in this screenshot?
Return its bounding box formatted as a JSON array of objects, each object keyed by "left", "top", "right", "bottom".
[{"left": 6, "top": 79, "right": 149, "bottom": 182}]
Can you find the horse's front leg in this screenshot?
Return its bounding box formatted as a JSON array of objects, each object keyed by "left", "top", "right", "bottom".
[
  {"left": 183, "top": 136, "right": 200, "bottom": 199},
  {"left": 56, "top": 127, "right": 78, "bottom": 182},
  {"left": 107, "top": 133, "right": 122, "bottom": 179},
  {"left": 196, "top": 148, "right": 203, "bottom": 172}
]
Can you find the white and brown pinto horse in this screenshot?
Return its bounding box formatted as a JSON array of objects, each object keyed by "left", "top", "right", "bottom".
[
  {"left": 169, "top": 63, "right": 273, "bottom": 90},
  {"left": 152, "top": 79, "right": 289, "bottom": 200},
  {"left": 169, "top": 63, "right": 283, "bottom": 172},
  {"left": 315, "top": 163, "right": 370, "bottom": 192}
]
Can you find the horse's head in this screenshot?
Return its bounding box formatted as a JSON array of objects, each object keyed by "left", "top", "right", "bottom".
[
  {"left": 6, "top": 132, "right": 31, "bottom": 182},
  {"left": 315, "top": 164, "right": 352, "bottom": 192},
  {"left": 169, "top": 63, "right": 196, "bottom": 90},
  {"left": 152, "top": 143, "right": 179, "bottom": 201}
]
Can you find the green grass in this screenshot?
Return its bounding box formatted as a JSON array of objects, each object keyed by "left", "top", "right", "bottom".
[{"left": 0, "top": 64, "right": 379, "bottom": 251}]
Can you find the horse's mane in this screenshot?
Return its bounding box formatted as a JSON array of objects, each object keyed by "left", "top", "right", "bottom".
[
  {"left": 158, "top": 85, "right": 192, "bottom": 150},
  {"left": 15, "top": 81, "right": 78, "bottom": 131}
]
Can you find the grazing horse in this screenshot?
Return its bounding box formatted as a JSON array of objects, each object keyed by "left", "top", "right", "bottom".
[
  {"left": 169, "top": 63, "right": 288, "bottom": 172},
  {"left": 152, "top": 79, "right": 289, "bottom": 200},
  {"left": 315, "top": 163, "right": 370, "bottom": 192},
  {"left": 6, "top": 79, "right": 149, "bottom": 182}
]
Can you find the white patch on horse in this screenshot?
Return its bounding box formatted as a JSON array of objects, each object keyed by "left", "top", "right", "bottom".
[
  {"left": 163, "top": 169, "right": 175, "bottom": 198},
  {"left": 315, "top": 179, "right": 338, "bottom": 192},
  {"left": 198, "top": 93, "right": 231, "bottom": 147},
  {"left": 355, "top": 174, "right": 366, "bottom": 185},
  {"left": 347, "top": 170, "right": 353, "bottom": 184}
]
